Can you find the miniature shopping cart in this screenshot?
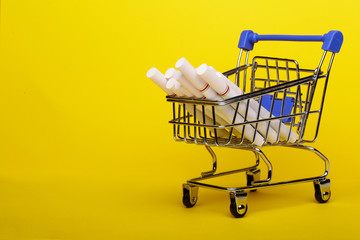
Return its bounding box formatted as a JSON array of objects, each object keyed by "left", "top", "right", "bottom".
[{"left": 166, "top": 30, "right": 343, "bottom": 217}]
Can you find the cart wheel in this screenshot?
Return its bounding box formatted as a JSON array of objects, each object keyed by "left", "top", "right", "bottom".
[
  {"left": 313, "top": 179, "right": 331, "bottom": 203},
  {"left": 246, "top": 169, "right": 260, "bottom": 192},
  {"left": 229, "top": 191, "right": 248, "bottom": 218},
  {"left": 182, "top": 184, "right": 198, "bottom": 208}
]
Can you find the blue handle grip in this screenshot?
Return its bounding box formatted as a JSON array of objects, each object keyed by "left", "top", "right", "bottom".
[{"left": 238, "top": 30, "right": 343, "bottom": 53}]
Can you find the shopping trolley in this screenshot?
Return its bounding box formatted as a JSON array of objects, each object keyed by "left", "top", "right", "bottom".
[{"left": 166, "top": 30, "right": 343, "bottom": 217}]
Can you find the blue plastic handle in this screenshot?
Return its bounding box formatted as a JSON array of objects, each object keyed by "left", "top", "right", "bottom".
[{"left": 238, "top": 30, "right": 343, "bottom": 53}]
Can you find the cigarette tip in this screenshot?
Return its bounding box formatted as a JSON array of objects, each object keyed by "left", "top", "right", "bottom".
[
  {"left": 175, "top": 57, "right": 187, "bottom": 69},
  {"left": 146, "top": 67, "right": 158, "bottom": 78},
  {"left": 196, "top": 63, "right": 208, "bottom": 76},
  {"left": 167, "top": 78, "right": 182, "bottom": 91},
  {"left": 165, "top": 68, "right": 177, "bottom": 80}
]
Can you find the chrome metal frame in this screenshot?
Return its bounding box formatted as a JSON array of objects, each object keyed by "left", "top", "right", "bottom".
[{"left": 186, "top": 144, "right": 329, "bottom": 192}]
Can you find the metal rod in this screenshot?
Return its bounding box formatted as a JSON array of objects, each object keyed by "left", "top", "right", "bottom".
[{"left": 201, "top": 146, "right": 217, "bottom": 177}]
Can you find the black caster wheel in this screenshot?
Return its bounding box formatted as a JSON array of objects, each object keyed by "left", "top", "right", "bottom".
[
  {"left": 246, "top": 169, "right": 260, "bottom": 192},
  {"left": 230, "top": 198, "right": 248, "bottom": 218},
  {"left": 182, "top": 184, "right": 198, "bottom": 208},
  {"left": 229, "top": 192, "right": 248, "bottom": 218},
  {"left": 314, "top": 179, "right": 331, "bottom": 203}
]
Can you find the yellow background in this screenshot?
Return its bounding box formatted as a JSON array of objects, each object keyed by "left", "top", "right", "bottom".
[{"left": 0, "top": 0, "right": 359, "bottom": 239}]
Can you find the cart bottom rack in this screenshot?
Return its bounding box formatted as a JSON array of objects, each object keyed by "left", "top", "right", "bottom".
[{"left": 182, "top": 145, "right": 330, "bottom": 218}]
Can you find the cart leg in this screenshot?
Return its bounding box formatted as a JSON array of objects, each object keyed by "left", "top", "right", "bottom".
[
  {"left": 246, "top": 168, "right": 261, "bottom": 192},
  {"left": 229, "top": 191, "right": 248, "bottom": 218},
  {"left": 251, "top": 147, "right": 272, "bottom": 183},
  {"left": 285, "top": 145, "right": 329, "bottom": 179},
  {"left": 201, "top": 145, "right": 217, "bottom": 177},
  {"left": 313, "top": 179, "right": 331, "bottom": 203},
  {"left": 182, "top": 184, "right": 199, "bottom": 208}
]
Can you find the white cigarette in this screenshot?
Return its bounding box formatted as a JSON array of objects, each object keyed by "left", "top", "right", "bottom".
[
  {"left": 176, "top": 58, "right": 265, "bottom": 146},
  {"left": 165, "top": 68, "right": 233, "bottom": 136},
  {"left": 216, "top": 72, "right": 244, "bottom": 95},
  {"left": 166, "top": 78, "right": 185, "bottom": 97},
  {"left": 164, "top": 68, "right": 177, "bottom": 80},
  {"left": 167, "top": 77, "right": 231, "bottom": 137},
  {"left": 179, "top": 86, "right": 193, "bottom": 97},
  {"left": 146, "top": 69, "right": 226, "bottom": 138},
  {"left": 198, "top": 64, "right": 235, "bottom": 97},
  {"left": 146, "top": 67, "right": 174, "bottom": 96},
  {"left": 197, "top": 64, "right": 279, "bottom": 143},
  {"left": 165, "top": 70, "right": 194, "bottom": 97},
  {"left": 216, "top": 71, "right": 298, "bottom": 142},
  {"left": 173, "top": 71, "right": 203, "bottom": 99},
  {"left": 175, "top": 58, "right": 219, "bottom": 100}
]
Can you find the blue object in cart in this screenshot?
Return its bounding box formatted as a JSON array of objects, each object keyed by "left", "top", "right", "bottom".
[{"left": 260, "top": 95, "right": 295, "bottom": 122}]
